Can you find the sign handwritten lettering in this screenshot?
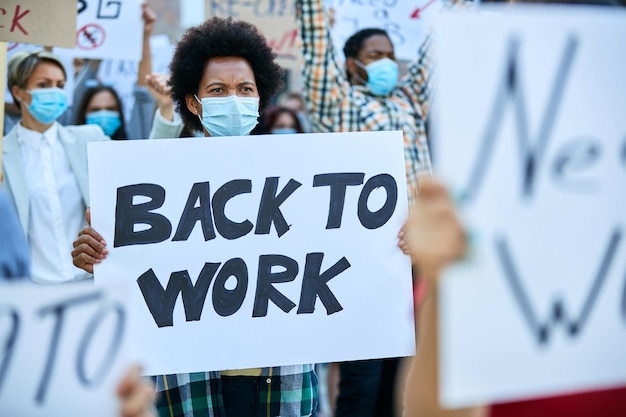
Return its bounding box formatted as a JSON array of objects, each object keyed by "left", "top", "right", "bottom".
[
  {"left": 324, "top": 0, "right": 442, "bottom": 62},
  {"left": 0, "top": 282, "right": 136, "bottom": 417},
  {"left": 433, "top": 6, "right": 626, "bottom": 407},
  {"left": 88, "top": 131, "right": 414, "bottom": 375},
  {"left": 0, "top": 0, "right": 76, "bottom": 48}
]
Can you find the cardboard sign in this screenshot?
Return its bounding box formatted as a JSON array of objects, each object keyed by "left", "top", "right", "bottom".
[
  {"left": 432, "top": 5, "right": 626, "bottom": 407},
  {"left": 0, "top": 281, "right": 137, "bottom": 416},
  {"left": 205, "top": 0, "right": 299, "bottom": 69},
  {"left": 324, "top": 0, "right": 442, "bottom": 62},
  {"left": 0, "top": 0, "right": 76, "bottom": 48},
  {"left": 56, "top": 0, "right": 143, "bottom": 60},
  {"left": 88, "top": 131, "right": 414, "bottom": 375}
]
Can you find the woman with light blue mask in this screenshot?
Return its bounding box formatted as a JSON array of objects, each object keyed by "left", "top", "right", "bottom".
[
  {"left": 3, "top": 50, "right": 109, "bottom": 284},
  {"left": 75, "top": 85, "right": 127, "bottom": 139},
  {"left": 72, "top": 16, "right": 320, "bottom": 417}
]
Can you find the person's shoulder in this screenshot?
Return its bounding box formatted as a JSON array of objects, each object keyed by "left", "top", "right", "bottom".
[{"left": 61, "top": 124, "right": 109, "bottom": 142}]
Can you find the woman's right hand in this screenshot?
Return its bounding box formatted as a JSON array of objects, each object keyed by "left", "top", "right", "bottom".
[{"left": 72, "top": 207, "right": 108, "bottom": 274}]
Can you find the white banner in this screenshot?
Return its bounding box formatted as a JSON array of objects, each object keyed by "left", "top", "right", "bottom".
[
  {"left": 324, "top": 0, "right": 442, "bottom": 62},
  {"left": 56, "top": 0, "right": 143, "bottom": 60},
  {"left": 0, "top": 281, "right": 137, "bottom": 416},
  {"left": 433, "top": 5, "right": 626, "bottom": 407},
  {"left": 88, "top": 131, "right": 414, "bottom": 375}
]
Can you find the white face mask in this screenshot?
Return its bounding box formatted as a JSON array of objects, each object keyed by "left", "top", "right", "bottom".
[{"left": 194, "top": 94, "right": 259, "bottom": 137}]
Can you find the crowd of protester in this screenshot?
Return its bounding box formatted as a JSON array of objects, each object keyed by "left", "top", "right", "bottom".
[{"left": 1, "top": 0, "right": 625, "bottom": 416}]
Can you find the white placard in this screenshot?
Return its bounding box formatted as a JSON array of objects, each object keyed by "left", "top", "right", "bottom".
[
  {"left": 433, "top": 5, "right": 626, "bottom": 407},
  {"left": 56, "top": 0, "right": 143, "bottom": 60},
  {"left": 324, "top": 0, "right": 442, "bottom": 62},
  {"left": 88, "top": 131, "right": 414, "bottom": 375},
  {"left": 0, "top": 281, "right": 137, "bottom": 416}
]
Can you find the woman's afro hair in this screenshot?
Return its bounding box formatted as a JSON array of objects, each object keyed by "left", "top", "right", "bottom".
[{"left": 169, "top": 16, "right": 284, "bottom": 132}]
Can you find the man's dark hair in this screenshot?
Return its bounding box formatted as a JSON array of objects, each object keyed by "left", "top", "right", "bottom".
[
  {"left": 342, "top": 28, "right": 391, "bottom": 60},
  {"left": 169, "top": 16, "right": 284, "bottom": 132}
]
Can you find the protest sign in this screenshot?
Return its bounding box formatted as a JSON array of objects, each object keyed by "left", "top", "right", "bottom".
[
  {"left": 0, "top": 0, "right": 76, "bottom": 48},
  {"left": 432, "top": 5, "right": 626, "bottom": 407},
  {"left": 88, "top": 131, "right": 414, "bottom": 375},
  {"left": 56, "top": 0, "right": 143, "bottom": 60},
  {"left": 205, "top": 0, "right": 299, "bottom": 69},
  {"left": 324, "top": 0, "right": 442, "bottom": 62},
  {"left": 0, "top": 281, "right": 138, "bottom": 416}
]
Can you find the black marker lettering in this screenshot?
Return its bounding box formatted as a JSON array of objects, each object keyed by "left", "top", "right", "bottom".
[
  {"left": 357, "top": 174, "right": 397, "bottom": 229},
  {"left": 76, "top": 303, "right": 125, "bottom": 387},
  {"left": 212, "top": 258, "right": 248, "bottom": 317},
  {"left": 313, "top": 173, "right": 365, "bottom": 229},
  {"left": 297, "top": 253, "right": 350, "bottom": 315},
  {"left": 137, "top": 263, "right": 220, "bottom": 328},
  {"left": 255, "top": 177, "right": 302, "bottom": 237},
  {"left": 253, "top": 255, "right": 298, "bottom": 317},
  {"left": 212, "top": 179, "right": 253, "bottom": 240},
  {"left": 114, "top": 184, "right": 172, "bottom": 247},
  {"left": 173, "top": 182, "right": 216, "bottom": 242}
]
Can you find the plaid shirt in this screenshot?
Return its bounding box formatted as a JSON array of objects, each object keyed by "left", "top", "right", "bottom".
[
  {"left": 155, "top": 365, "right": 318, "bottom": 417},
  {"left": 296, "top": 0, "right": 433, "bottom": 202}
]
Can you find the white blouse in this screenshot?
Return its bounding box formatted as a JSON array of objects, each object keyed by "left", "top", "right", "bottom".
[{"left": 17, "top": 122, "right": 90, "bottom": 283}]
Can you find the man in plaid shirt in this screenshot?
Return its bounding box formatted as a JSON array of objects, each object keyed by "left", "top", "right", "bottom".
[
  {"left": 296, "top": 0, "right": 433, "bottom": 416},
  {"left": 295, "top": 0, "right": 433, "bottom": 204}
]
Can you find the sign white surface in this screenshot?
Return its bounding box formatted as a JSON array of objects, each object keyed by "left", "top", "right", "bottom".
[
  {"left": 324, "top": 0, "right": 442, "bottom": 62},
  {"left": 433, "top": 6, "right": 626, "bottom": 407},
  {"left": 88, "top": 131, "right": 414, "bottom": 375},
  {"left": 0, "top": 281, "right": 137, "bottom": 416},
  {"left": 56, "top": 0, "right": 143, "bottom": 60}
]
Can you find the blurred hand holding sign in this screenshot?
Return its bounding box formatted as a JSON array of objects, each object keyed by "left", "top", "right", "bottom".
[
  {"left": 433, "top": 5, "right": 626, "bottom": 408},
  {"left": 205, "top": 0, "right": 299, "bottom": 69},
  {"left": 0, "top": 0, "right": 77, "bottom": 48},
  {"left": 0, "top": 281, "right": 138, "bottom": 417}
]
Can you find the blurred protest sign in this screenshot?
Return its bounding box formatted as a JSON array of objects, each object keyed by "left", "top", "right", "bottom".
[
  {"left": 0, "top": 281, "right": 138, "bottom": 416},
  {"left": 324, "top": 0, "right": 442, "bottom": 62},
  {"left": 205, "top": 0, "right": 299, "bottom": 69},
  {"left": 56, "top": 0, "right": 143, "bottom": 60},
  {"left": 88, "top": 131, "right": 414, "bottom": 375},
  {"left": 0, "top": 0, "right": 76, "bottom": 48},
  {"left": 432, "top": 5, "right": 626, "bottom": 407}
]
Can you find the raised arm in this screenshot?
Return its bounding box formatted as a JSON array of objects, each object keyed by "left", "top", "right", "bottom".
[
  {"left": 296, "top": 0, "right": 350, "bottom": 132},
  {"left": 137, "top": 1, "right": 156, "bottom": 87},
  {"left": 397, "top": 33, "right": 433, "bottom": 121}
]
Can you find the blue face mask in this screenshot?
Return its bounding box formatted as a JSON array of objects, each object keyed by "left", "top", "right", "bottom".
[
  {"left": 355, "top": 58, "right": 399, "bottom": 97},
  {"left": 86, "top": 110, "right": 122, "bottom": 136},
  {"left": 26, "top": 87, "right": 68, "bottom": 124},
  {"left": 271, "top": 127, "right": 298, "bottom": 135},
  {"left": 195, "top": 94, "right": 259, "bottom": 137}
]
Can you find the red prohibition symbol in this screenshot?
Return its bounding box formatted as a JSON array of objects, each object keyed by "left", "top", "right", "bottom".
[{"left": 76, "top": 23, "right": 106, "bottom": 50}]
